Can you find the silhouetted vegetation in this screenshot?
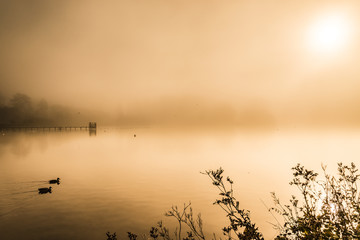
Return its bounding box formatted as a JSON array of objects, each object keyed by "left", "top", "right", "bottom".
[
  {"left": 107, "top": 162, "right": 360, "bottom": 240},
  {"left": 204, "top": 168, "right": 263, "bottom": 240},
  {"left": 273, "top": 162, "right": 360, "bottom": 239},
  {"left": 0, "top": 93, "right": 101, "bottom": 126},
  {"left": 0, "top": 93, "right": 69, "bottom": 126},
  {"left": 106, "top": 232, "right": 117, "bottom": 240}
]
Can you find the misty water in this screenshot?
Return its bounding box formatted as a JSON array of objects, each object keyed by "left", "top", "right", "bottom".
[{"left": 1, "top": 127, "right": 360, "bottom": 240}]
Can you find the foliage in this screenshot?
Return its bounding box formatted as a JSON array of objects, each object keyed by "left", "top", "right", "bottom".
[
  {"left": 110, "top": 168, "right": 262, "bottom": 240},
  {"left": 165, "top": 203, "right": 205, "bottom": 240},
  {"left": 106, "top": 231, "right": 117, "bottom": 240},
  {"left": 124, "top": 203, "right": 205, "bottom": 240},
  {"left": 272, "top": 162, "right": 360, "bottom": 239},
  {"left": 108, "top": 163, "right": 360, "bottom": 240},
  {"left": 0, "top": 92, "right": 91, "bottom": 126},
  {"left": 203, "top": 168, "right": 264, "bottom": 240}
]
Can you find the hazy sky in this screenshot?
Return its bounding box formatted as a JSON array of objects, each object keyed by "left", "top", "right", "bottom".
[{"left": 1, "top": 0, "right": 360, "bottom": 127}]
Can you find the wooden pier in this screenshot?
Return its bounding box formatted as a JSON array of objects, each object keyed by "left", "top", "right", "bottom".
[{"left": 0, "top": 122, "right": 97, "bottom": 132}]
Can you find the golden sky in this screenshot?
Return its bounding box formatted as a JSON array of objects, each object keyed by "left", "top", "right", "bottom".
[{"left": 1, "top": 0, "right": 360, "bottom": 127}]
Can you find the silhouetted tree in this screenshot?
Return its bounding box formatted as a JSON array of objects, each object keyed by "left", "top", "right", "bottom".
[
  {"left": 0, "top": 93, "right": 5, "bottom": 107},
  {"left": 0, "top": 93, "right": 80, "bottom": 126},
  {"left": 10, "top": 93, "right": 32, "bottom": 111},
  {"left": 7, "top": 93, "right": 33, "bottom": 124}
]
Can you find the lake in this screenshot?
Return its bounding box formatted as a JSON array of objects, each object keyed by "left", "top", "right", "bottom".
[{"left": 1, "top": 127, "right": 359, "bottom": 239}]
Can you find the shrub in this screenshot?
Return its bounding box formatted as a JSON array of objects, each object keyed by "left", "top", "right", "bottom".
[
  {"left": 203, "top": 168, "right": 264, "bottom": 240},
  {"left": 273, "top": 162, "right": 360, "bottom": 239},
  {"left": 108, "top": 162, "right": 360, "bottom": 240}
]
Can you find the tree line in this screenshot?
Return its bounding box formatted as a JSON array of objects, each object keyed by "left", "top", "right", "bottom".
[{"left": 0, "top": 93, "right": 84, "bottom": 126}]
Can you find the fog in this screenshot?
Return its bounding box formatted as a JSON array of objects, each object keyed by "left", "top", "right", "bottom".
[
  {"left": 0, "top": 93, "right": 113, "bottom": 126},
  {"left": 1, "top": 1, "right": 360, "bottom": 128}
]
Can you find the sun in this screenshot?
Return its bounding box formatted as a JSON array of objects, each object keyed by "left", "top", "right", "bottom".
[{"left": 307, "top": 13, "right": 352, "bottom": 54}]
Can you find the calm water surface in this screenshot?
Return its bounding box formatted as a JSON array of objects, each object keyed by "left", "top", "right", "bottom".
[{"left": 1, "top": 127, "right": 360, "bottom": 239}]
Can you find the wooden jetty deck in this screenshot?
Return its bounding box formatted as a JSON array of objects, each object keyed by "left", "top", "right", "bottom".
[{"left": 0, "top": 122, "right": 97, "bottom": 132}]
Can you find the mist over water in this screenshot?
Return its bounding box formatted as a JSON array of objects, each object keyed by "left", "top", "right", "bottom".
[{"left": 1, "top": 128, "right": 360, "bottom": 239}]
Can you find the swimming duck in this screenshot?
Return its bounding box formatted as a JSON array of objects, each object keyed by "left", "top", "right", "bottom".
[
  {"left": 38, "top": 186, "right": 52, "bottom": 194},
  {"left": 49, "top": 178, "right": 60, "bottom": 184}
]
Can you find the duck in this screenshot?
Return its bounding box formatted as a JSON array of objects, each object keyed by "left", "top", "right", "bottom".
[
  {"left": 49, "top": 178, "right": 60, "bottom": 184},
  {"left": 38, "top": 186, "right": 52, "bottom": 194}
]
